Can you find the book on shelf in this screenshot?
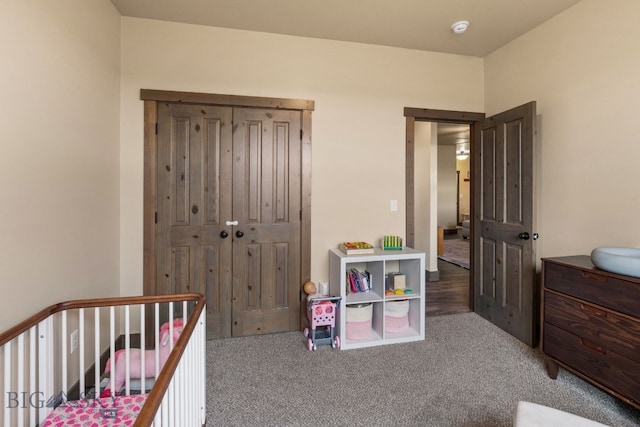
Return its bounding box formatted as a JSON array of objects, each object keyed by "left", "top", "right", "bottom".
[
  {"left": 346, "top": 269, "right": 372, "bottom": 294},
  {"left": 339, "top": 241, "right": 374, "bottom": 255}
]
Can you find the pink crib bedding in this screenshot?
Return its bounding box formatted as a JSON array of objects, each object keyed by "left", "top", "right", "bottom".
[{"left": 41, "top": 394, "right": 148, "bottom": 427}]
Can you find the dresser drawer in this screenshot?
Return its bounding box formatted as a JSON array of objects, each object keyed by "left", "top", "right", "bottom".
[
  {"left": 544, "top": 291, "right": 640, "bottom": 363},
  {"left": 544, "top": 323, "right": 640, "bottom": 405},
  {"left": 544, "top": 261, "right": 640, "bottom": 318}
]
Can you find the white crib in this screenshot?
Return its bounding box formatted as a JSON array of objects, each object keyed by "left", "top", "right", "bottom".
[{"left": 0, "top": 293, "right": 206, "bottom": 426}]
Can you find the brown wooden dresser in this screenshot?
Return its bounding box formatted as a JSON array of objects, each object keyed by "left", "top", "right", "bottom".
[{"left": 541, "top": 256, "right": 640, "bottom": 409}]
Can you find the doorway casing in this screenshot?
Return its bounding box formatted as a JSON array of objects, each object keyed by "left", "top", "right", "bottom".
[{"left": 405, "top": 107, "right": 485, "bottom": 310}]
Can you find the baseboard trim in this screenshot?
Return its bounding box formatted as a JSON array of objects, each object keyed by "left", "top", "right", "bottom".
[{"left": 426, "top": 269, "right": 440, "bottom": 282}]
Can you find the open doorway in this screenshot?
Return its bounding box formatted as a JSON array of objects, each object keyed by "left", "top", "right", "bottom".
[
  {"left": 404, "top": 108, "right": 484, "bottom": 316},
  {"left": 413, "top": 122, "right": 471, "bottom": 316},
  {"left": 436, "top": 122, "right": 471, "bottom": 241},
  {"left": 435, "top": 123, "right": 471, "bottom": 316},
  {"left": 437, "top": 123, "right": 470, "bottom": 269}
]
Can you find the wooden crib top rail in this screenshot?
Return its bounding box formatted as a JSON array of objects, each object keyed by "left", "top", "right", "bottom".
[{"left": 0, "top": 293, "right": 204, "bottom": 350}]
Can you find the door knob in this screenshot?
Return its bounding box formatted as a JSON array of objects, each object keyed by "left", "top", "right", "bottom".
[
  {"left": 220, "top": 230, "right": 229, "bottom": 238},
  {"left": 518, "top": 232, "right": 530, "bottom": 240},
  {"left": 532, "top": 233, "right": 539, "bottom": 240},
  {"left": 235, "top": 230, "right": 244, "bottom": 238}
]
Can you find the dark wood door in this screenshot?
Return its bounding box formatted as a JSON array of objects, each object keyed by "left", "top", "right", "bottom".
[
  {"left": 231, "top": 108, "right": 302, "bottom": 336},
  {"left": 156, "top": 104, "right": 302, "bottom": 338},
  {"left": 156, "top": 103, "right": 234, "bottom": 339},
  {"left": 473, "top": 101, "right": 537, "bottom": 346}
]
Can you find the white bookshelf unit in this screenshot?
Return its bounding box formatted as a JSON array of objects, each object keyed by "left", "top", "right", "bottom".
[{"left": 329, "top": 247, "right": 425, "bottom": 350}]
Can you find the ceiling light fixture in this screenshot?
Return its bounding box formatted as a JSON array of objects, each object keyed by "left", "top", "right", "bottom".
[
  {"left": 451, "top": 20, "right": 470, "bottom": 34},
  {"left": 456, "top": 142, "right": 470, "bottom": 160},
  {"left": 456, "top": 149, "right": 469, "bottom": 161}
]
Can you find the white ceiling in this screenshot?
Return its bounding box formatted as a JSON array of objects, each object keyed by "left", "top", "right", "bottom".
[
  {"left": 110, "top": 0, "right": 582, "bottom": 57},
  {"left": 438, "top": 123, "right": 470, "bottom": 147}
]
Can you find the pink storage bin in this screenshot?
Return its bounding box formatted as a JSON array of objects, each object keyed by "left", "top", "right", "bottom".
[
  {"left": 385, "top": 300, "right": 409, "bottom": 333},
  {"left": 345, "top": 303, "right": 373, "bottom": 340},
  {"left": 385, "top": 314, "right": 409, "bottom": 332}
]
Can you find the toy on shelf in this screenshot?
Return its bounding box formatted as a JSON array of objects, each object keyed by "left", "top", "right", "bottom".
[
  {"left": 302, "top": 281, "right": 341, "bottom": 351},
  {"left": 385, "top": 288, "right": 412, "bottom": 296},
  {"left": 382, "top": 235, "right": 403, "bottom": 250},
  {"left": 339, "top": 241, "right": 374, "bottom": 255}
]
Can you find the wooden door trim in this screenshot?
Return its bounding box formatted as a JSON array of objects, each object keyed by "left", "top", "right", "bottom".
[
  {"left": 405, "top": 116, "right": 415, "bottom": 249},
  {"left": 404, "top": 107, "right": 485, "bottom": 310},
  {"left": 143, "top": 100, "right": 158, "bottom": 297},
  {"left": 301, "top": 110, "right": 313, "bottom": 297},
  {"left": 404, "top": 108, "right": 484, "bottom": 123},
  {"left": 141, "top": 89, "right": 314, "bottom": 111},
  {"left": 143, "top": 90, "right": 314, "bottom": 315}
]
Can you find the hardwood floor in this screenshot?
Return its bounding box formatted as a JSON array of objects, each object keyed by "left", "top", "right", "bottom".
[{"left": 426, "top": 259, "right": 471, "bottom": 316}]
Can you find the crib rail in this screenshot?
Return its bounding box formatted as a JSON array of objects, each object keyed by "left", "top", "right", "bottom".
[
  {"left": 139, "top": 303, "right": 206, "bottom": 426},
  {"left": 0, "top": 293, "right": 206, "bottom": 427}
]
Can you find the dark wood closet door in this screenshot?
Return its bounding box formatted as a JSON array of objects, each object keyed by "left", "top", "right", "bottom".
[
  {"left": 231, "top": 108, "right": 302, "bottom": 336},
  {"left": 156, "top": 103, "right": 233, "bottom": 339},
  {"left": 156, "top": 103, "right": 302, "bottom": 338}
]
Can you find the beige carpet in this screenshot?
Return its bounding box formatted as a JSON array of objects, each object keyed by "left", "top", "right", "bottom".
[{"left": 206, "top": 313, "right": 640, "bottom": 426}]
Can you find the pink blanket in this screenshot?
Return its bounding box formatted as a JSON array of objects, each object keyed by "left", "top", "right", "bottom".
[{"left": 41, "top": 394, "right": 147, "bottom": 427}]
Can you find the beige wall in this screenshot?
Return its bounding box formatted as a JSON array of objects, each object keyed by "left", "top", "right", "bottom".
[
  {"left": 437, "top": 145, "right": 457, "bottom": 229},
  {"left": 456, "top": 157, "right": 470, "bottom": 222},
  {"left": 119, "top": 18, "right": 484, "bottom": 292},
  {"left": 485, "top": 0, "right": 640, "bottom": 262},
  {"left": 414, "top": 122, "right": 439, "bottom": 272},
  {"left": 0, "top": 0, "right": 121, "bottom": 330}
]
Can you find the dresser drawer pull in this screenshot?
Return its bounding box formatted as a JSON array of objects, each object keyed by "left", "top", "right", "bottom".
[
  {"left": 580, "top": 338, "right": 607, "bottom": 354},
  {"left": 580, "top": 304, "right": 607, "bottom": 317},
  {"left": 581, "top": 271, "right": 608, "bottom": 283}
]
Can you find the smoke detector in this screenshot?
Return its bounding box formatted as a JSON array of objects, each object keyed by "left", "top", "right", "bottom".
[{"left": 451, "top": 20, "right": 470, "bottom": 34}]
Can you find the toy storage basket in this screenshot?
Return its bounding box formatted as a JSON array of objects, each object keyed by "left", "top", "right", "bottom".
[
  {"left": 385, "top": 299, "right": 409, "bottom": 333},
  {"left": 345, "top": 303, "right": 373, "bottom": 340}
]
